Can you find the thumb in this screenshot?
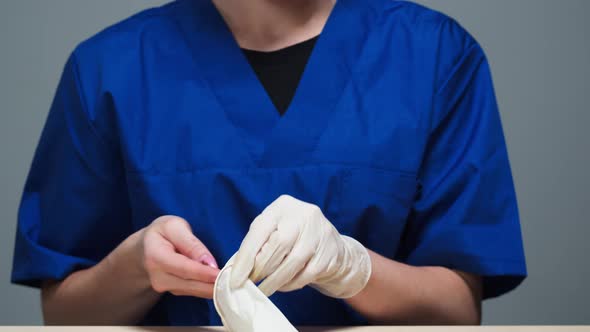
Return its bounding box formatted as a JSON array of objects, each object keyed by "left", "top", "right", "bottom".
[{"left": 161, "top": 216, "right": 219, "bottom": 269}]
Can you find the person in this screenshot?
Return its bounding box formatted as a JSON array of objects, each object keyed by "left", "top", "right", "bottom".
[{"left": 11, "top": 0, "right": 527, "bottom": 326}]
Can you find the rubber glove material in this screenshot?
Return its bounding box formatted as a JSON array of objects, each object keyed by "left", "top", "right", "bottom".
[
  {"left": 214, "top": 259, "right": 298, "bottom": 332},
  {"left": 230, "top": 195, "right": 372, "bottom": 298}
]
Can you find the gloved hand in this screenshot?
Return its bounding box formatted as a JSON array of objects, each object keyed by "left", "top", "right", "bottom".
[{"left": 230, "top": 195, "right": 372, "bottom": 298}]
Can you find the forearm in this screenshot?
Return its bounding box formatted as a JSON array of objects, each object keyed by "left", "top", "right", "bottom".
[
  {"left": 42, "top": 229, "right": 161, "bottom": 325},
  {"left": 346, "top": 250, "right": 482, "bottom": 325}
]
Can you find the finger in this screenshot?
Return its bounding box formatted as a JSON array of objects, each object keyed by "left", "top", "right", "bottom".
[
  {"left": 230, "top": 210, "right": 279, "bottom": 289},
  {"left": 153, "top": 249, "right": 219, "bottom": 283},
  {"left": 279, "top": 253, "right": 323, "bottom": 292},
  {"left": 249, "top": 234, "right": 276, "bottom": 282},
  {"left": 250, "top": 231, "right": 281, "bottom": 282},
  {"left": 278, "top": 226, "right": 336, "bottom": 292},
  {"left": 160, "top": 217, "right": 218, "bottom": 268},
  {"left": 257, "top": 234, "right": 316, "bottom": 297},
  {"left": 152, "top": 272, "right": 215, "bottom": 299},
  {"left": 251, "top": 230, "right": 293, "bottom": 283}
]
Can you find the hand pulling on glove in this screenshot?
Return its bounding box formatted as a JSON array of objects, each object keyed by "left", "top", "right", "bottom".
[{"left": 230, "top": 195, "right": 372, "bottom": 298}]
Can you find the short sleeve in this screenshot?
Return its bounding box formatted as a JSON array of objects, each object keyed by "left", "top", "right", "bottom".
[
  {"left": 396, "top": 20, "right": 527, "bottom": 299},
  {"left": 11, "top": 52, "right": 133, "bottom": 288}
]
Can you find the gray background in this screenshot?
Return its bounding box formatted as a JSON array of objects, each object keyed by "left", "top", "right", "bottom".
[{"left": 1, "top": 0, "right": 588, "bottom": 326}]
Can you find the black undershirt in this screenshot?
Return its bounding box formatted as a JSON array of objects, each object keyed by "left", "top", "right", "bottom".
[{"left": 241, "top": 36, "right": 319, "bottom": 116}]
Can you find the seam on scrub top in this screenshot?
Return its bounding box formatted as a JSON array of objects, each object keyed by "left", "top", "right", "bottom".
[
  {"left": 414, "top": 252, "right": 526, "bottom": 265},
  {"left": 68, "top": 51, "right": 124, "bottom": 185},
  {"left": 70, "top": 51, "right": 118, "bottom": 156},
  {"left": 125, "top": 163, "right": 418, "bottom": 178},
  {"left": 169, "top": 20, "right": 261, "bottom": 168},
  {"left": 434, "top": 41, "right": 482, "bottom": 97},
  {"left": 303, "top": 10, "right": 384, "bottom": 165}
]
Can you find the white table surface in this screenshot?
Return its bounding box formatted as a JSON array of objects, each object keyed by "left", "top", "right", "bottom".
[{"left": 1, "top": 327, "right": 588, "bottom": 332}]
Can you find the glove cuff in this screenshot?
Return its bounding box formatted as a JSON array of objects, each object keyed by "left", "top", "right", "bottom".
[{"left": 311, "top": 235, "right": 372, "bottom": 299}]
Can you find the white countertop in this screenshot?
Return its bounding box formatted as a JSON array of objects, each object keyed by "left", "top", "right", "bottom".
[{"left": 0, "top": 327, "right": 588, "bottom": 332}]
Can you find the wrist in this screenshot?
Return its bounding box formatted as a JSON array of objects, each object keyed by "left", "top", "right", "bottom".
[
  {"left": 312, "top": 235, "right": 372, "bottom": 299},
  {"left": 103, "top": 228, "right": 152, "bottom": 292},
  {"left": 340, "top": 235, "right": 372, "bottom": 297}
]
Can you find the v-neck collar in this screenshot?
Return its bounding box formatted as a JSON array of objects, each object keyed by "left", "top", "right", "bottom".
[
  {"left": 242, "top": 35, "right": 320, "bottom": 117},
  {"left": 241, "top": 35, "right": 320, "bottom": 67},
  {"left": 177, "top": 0, "right": 374, "bottom": 167}
]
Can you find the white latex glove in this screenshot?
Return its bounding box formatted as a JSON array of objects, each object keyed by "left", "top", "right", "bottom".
[
  {"left": 214, "top": 256, "right": 298, "bottom": 332},
  {"left": 230, "top": 195, "right": 372, "bottom": 298}
]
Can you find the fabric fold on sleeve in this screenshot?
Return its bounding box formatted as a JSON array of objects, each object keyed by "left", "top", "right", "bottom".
[
  {"left": 11, "top": 51, "right": 132, "bottom": 288},
  {"left": 396, "top": 19, "right": 527, "bottom": 299}
]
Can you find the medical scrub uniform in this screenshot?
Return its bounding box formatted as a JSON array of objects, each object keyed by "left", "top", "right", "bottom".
[{"left": 12, "top": 0, "right": 527, "bottom": 326}]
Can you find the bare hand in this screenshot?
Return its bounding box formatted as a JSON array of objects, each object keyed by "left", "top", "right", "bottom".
[{"left": 140, "top": 216, "right": 220, "bottom": 299}]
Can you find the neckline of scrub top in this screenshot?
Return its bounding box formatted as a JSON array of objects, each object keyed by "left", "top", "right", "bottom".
[
  {"left": 240, "top": 35, "right": 320, "bottom": 67},
  {"left": 178, "top": 0, "right": 374, "bottom": 167}
]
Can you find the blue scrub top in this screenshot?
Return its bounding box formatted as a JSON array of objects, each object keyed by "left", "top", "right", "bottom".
[{"left": 12, "top": 0, "right": 527, "bottom": 326}]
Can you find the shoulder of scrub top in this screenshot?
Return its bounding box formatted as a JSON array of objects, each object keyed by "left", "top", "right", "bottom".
[
  {"left": 62, "top": 0, "right": 198, "bottom": 131},
  {"left": 368, "top": 0, "right": 485, "bottom": 85},
  {"left": 70, "top": 0, "right": 193, "bottom": 85},
  {"left": 364, "top": 0, "right": 491, "bottom": 135},
  {"left": 76, "top": 0, "right": 189, "bottom": 52}
]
